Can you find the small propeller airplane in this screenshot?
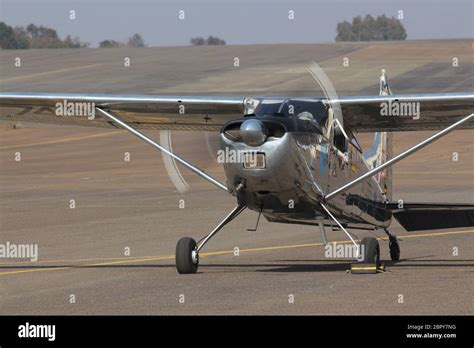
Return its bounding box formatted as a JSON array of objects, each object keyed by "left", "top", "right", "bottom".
[{"left": 1, "top": 69, "right": 473, "bottom": 274}]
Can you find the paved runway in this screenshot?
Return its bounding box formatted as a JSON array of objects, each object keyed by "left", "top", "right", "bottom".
[{"left": 0, "top": 40, "right": 473, "bottom": 314}]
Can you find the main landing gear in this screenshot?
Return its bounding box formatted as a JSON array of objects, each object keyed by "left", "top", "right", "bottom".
[
  {"left": 358, "top": 227, "right": 401, "bottom": 264},
  {"left": 359, "top": 236, "right": 381, "bottom": 266},
  {"left": 385, "top": 229, "right": 400, "bottom": 261},
  {"left": 352, "top": 230, "right": 399, "bottom": 273},
  {"left": 351, "top": 236, "right": 384, "bottom": 274},
  {"left": 320, "top": 201, "right": 400, "bottom": 273},
  {"left": 355, "top": 230, "right": 400, "bottom": 271},
  {"left": 175, "top": 204, "right": 246, "bottom": 274}
]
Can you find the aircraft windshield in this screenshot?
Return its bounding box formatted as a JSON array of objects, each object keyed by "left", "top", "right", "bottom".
[{"left": 255, "top": 99, "right": 328, "bottom": 124}]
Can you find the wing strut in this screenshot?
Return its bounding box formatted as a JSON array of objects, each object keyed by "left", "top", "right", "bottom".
[
  {"left": 325, "top": 113, "right": 474, "bottom": 201},
  {"left": 95, "top": 107, "right": 228, "bottom": 191},
  {"left": 320, "top": 202, "right": 360, "bottom": 257}
]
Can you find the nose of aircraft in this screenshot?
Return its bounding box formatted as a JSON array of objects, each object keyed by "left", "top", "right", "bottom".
[{"left": 240, "top": 119, "right": 266, "bottom": 146}]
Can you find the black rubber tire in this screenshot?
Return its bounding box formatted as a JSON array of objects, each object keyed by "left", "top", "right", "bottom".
[
  {"left": 389, "top": 239, "right": 400, "bottom": 261},
  {"left": 360, "top": 236, "right": 380, "bottom": 266},
  {"left": 176, "top": 237, "right": 198, "bottom": 274}
]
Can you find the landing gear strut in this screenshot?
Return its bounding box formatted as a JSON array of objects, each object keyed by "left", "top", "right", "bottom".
[
  {"left": 175, "top": 204, "right": 246, "bottom": 274},
  {"left": 384, "top": 229, "right": 400, "bottom": 261}
]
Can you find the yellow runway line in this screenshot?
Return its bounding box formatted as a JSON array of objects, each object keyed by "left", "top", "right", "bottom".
[
  {"left": 0, "top": 254, "right": 172, "bottom": 265},
  {"left": 202, "top": 229, "right": 474, "bottom": 257},
  {"left": 0, "top": 130, "right": 122, "bottom": 150},
  {"left": 0, "top": 229, "right": 472, "bottom": 276},
  {"left": 382, "top": 229, "right": 474, "bottom": 239},
  {"left": 0, "top": 267, "right": 69, "bottom": 277},
  {"left": 87, "top": 255, "right": 175, "bottom": 267},
  {"left": 0, "top": 64, "right": 103, "bottom": 83}
]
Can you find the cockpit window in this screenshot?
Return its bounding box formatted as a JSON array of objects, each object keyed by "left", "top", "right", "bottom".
[
  {"left": 346, "top": 128, "right": 363, "bottom": 153},
  {"left": 350, "top": 137, "right": 363, "bottom": 153},
  {"left": 255, "top": 99, "right": 328, "bottom": 124},
  {"left": 254, "top": 102, "right": 281, "bottom": 116}
]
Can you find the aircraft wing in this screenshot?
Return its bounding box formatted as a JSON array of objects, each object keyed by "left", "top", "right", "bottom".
[
  {"left": 0, "top": 91, "right": 473, "bottom": 131},
  {"left": 0, "top": 92, "right": 247, "bottom": 131},
  {"left": 333, "top": 92, "right": 474, "bottom": 132}
]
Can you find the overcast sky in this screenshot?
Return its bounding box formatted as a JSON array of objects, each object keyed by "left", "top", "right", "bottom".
[{"left": 1, "top": 0, "right": 472, "bottom": 47}]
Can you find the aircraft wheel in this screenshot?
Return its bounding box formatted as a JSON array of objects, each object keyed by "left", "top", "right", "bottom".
[
  {"left": 176, "top": 237, "right": 199, "bottom": 274},
  {"left": 360, "top": 236, "right": 380, "bottom": 266},
  {"left": 389, "top": 237, "right": 400, "bottom": 261}
]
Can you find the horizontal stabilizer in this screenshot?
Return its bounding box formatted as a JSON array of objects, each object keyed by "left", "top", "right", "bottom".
[{"left": 387, "top": 202, "right": 474, "bottom": 231}]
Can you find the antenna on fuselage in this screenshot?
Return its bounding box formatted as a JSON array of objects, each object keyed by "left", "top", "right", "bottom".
[{"left": 247, "top": 205, "right": 263, "bottom": 232}]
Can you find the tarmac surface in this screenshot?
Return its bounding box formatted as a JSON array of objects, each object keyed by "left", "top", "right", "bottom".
[{"left": 0, "top": 40, "right": 473, "bottom": 314}]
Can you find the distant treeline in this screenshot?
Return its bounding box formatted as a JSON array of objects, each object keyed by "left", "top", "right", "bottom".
[
  {"left": 0, "top": 21, "right": 225, "bottom": 49},
  {"left": 190, "top": 36, "right": 226, "bottom": 46},
  {"left": 99, "top": 34, "right": 146, "bottom": 48},
  {"left": 336, "top": 15, "right": 407, "bottom": 41},
  {"left": 0, "top": 22, "right": 148, "bottom": 49},
  {"left": 1, "top": 15, "right": 407, "bottom": 49},
  {"left": 0, "top": 22, "right": 88, "bottom": 49}
]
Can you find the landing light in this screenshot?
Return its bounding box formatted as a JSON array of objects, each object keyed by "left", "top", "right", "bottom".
[{"left": 243, "top": 153, "right": 266, "bottom": 169}]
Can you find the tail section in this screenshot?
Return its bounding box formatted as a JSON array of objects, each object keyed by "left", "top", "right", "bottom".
[{"left": 363, "top": 69, "right": 393, "bottom": 200}]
